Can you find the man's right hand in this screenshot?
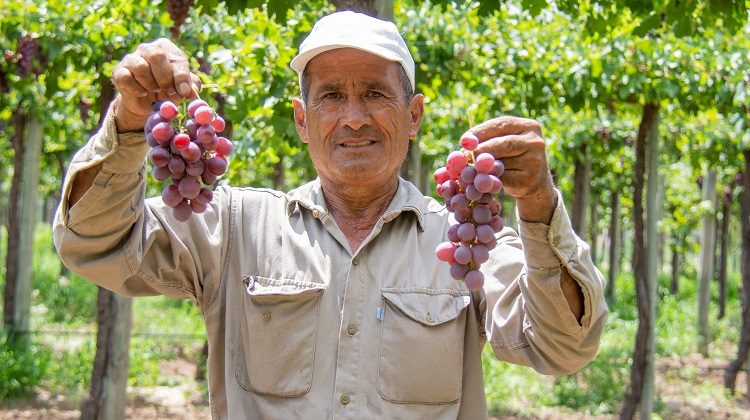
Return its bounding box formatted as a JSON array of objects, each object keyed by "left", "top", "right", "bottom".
[{"left": 112, "top": 38, "right": 202, "bottom": 133}]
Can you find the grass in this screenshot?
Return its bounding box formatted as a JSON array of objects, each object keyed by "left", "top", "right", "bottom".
[
  {"left": 0, "top": 224, "right": 206, "bottom": 402},
  {"left": 482, "top": 265, "right": 746, "bottom": 417}
]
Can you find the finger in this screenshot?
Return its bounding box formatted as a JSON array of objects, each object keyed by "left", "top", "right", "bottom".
[
  {"left": 474, "top": 132, "right": 542, "bottom": 159},
  {"left": 190, "top": 73, "right": 203, "bottom": 98},
  {"left": 112, "top": 64, "right": 148, "bottom": 98},
  {"left": 121, "top": 53, "right": 160, "bottom": 93},
  {"left": 138, "top": 44, "right": 177, "bottom": 95},
  {"left": 168, "top": 56, "right": 192, "bottom": 97},
  {"left": 468, "top": 116, "right": 542, "bottom": 142}
]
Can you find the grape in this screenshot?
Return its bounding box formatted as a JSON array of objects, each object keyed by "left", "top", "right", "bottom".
[
  {"left": 211, "top": 116, "right": 225, "bottom": 133},
  {"left": 474, "top": 153, "right": 495, "bottom": 174},
  {"left": 179, "top": 176, "right": 201, "bottom": 199},
  {"left": 464, "top": 270, "right": 484, "bottom": 290},
  {"left": 159, "top": 101, "right": 179, "bottom": 121},
  {"left": 434, "top": 167, "right": 450, "bottom": 185},
  {"left": 194, "top": 187, "right": 213, "bottom": 205},
  {"left": 202, "top": 170, "right": 218, "bottom": 185},
  {"left": 168, "top": 156, "right": 186, "bottom": 176},
  {"left": 152, "top": 122, "right": 174, "bottom": 144},
  {"left": 216, "top": 137, "right": 234, "bottom": 156},
  {"left": 146, "top": 133, "right": 159, "bottom": 148},
  {"left": 433, "top": 135, "right": 506, "bottom": 290},
  {"left": 460, "top": 132, "right": 479, "bottom": 151},
  {"left": 187, "top": 99, "right": 208, "bottom": 118},
  {"left": 186, "top": 159, "right": 204, "bottom": 177},
  {"left": 474, "top": 173, "right": 493, "bottom": 193},
  {"left": 460, "top": 166, "right": 477, "bottom": 184},
  {"left": 435, "top": 242, "right": 456, "bottom": 263},
  {"left": 197, "top": 125, "right": 216, "bottom": 145},
  {"left": 190, "top": 200, "right": 208, "bottom": 213},
  {"left": 181, "top": 141, "right": 202, "bottom": 162},
  {"left": 144, "top": 97, "right": 233, "bottom": 221},
  {"left": 476, "top": 224, "right": 494, "bottom": 243},
  {"left": 185, "top": 119, "right": 199, "bottom": 138},
  {"left": 450, "top": 263, "right": 469, "bottom": 280},
  {"left": 173, "top": 133, "right": 190, "bottom": 150},
  {"left": 206, "top": 155, "right": 227, "bottom": 176},
  {"left": 151, "top": 166, "right": 171, "bottom": 181},
  {"left": 457, "top": 223, "right": 476, "bottom": 242},
  {"left": 194, "top": 106, "right": 214, "bottom": 125},
  {"left": 162, "top": 184, "right": 183, "bottom": 208},
  {"left": 453, "top": 245, "right": 472, "bottom": 265},
  {"left": 471, "top": 244, "right": 489, "bottom": 264},
  {"left": 472, "top": 205, "right": 492, "bottom": 224},
  {"left": 173, "top": 200, "right": 192, "bottom": 222},
  {"left": 149, "top": 146, "right": 170, "bottom": 167}
]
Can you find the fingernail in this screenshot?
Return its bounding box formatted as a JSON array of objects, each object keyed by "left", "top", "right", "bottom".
[
  {"left": 178, "top": 82, "right": 190, "bottom": 96},
  {"left": 167, "top": 88, "right": 177, "bottom": 95}
]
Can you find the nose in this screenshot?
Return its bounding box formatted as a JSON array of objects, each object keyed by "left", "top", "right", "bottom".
[{"left": 340, "top": 97, "right": 369, "bottom": 131}]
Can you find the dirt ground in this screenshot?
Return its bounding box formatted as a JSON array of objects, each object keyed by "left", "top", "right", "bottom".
[{"left": 3, "top": 355, "right": 750, "bottom": 419}]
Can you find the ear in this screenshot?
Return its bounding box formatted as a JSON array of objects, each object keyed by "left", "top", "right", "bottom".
[
  {"left": 408, "top": 94, "right": 425, "bottom": 140},
  {"left": 292, "top": 97, "right": 309, "bottom": 143}
]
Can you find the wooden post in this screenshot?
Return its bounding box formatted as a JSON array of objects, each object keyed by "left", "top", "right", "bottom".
[{"left": 698, "top": 169, "right": 717, "bottom": 356}]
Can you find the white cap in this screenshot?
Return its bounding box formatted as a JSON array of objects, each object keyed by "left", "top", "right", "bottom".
[{"left": 290, "top": 11, "right": 415, "bottom": 90}]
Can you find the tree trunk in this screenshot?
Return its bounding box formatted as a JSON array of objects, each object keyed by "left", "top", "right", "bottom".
[
  {"left": 330, "top": 0, "right": 393, "bottom": 18},
  {"left": 698, "top": 169, "right": 718, "bottom": 356},
  {"left": 725, "top": 149, "right": 750, "bottom": 393},
  {"left": 589, "top": 190, "right": 599, "bottom": 265},
  {"left": 571, "top": 145, "right": 591, "bottom": 237},
  {"left": 80, "top": 288, "right": 133, "bottom": 420},
  {"left": 670, "top": 237, "right": 680, "bottom": 294},
  {"left": 81, "top": 74, "right": 134, "bottom": 419},
  {"left": 718, "top": 190, "right": 731, "bottom": 319},
  {"left": 3, "top": 107, "right": 42, "bottom": 335},
  {"left": 621, "top": 102, "right": 659, "bottom": 420},
  {"left": 606, "top": 189, "right": 620, "bottom": 301},
  {"left": 3, "top": 107, "right": 25, "bottom": 331}
]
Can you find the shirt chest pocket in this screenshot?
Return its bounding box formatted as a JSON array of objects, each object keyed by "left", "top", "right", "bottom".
[
  {"left": 235, "top": 275, "right": 325, "bottom": 397},
  {"left": 377, "top": 288, "right": 472, "bottom": 405}
]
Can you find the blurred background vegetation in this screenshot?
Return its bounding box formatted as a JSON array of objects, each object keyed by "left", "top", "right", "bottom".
[{"left": 1, "top": 0, "right": 748, "bottom": 418}]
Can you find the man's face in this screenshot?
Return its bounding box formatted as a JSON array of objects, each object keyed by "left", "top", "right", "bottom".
[{"left": 293, "top": 48, "right": 424, "bottom": 190}]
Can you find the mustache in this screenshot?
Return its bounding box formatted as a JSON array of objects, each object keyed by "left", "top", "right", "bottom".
[{"left": 332, "top": 126, "right": 384, "bottom": 143}]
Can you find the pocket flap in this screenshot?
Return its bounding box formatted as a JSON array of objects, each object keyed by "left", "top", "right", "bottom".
[
  {"left": 243, "top": 275, "right": 325, "bottom": 301},
  {"left": 381, "top": 288, "right": 471, "bottom": 326}
]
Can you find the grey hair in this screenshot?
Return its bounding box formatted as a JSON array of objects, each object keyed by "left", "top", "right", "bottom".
[{"left": 299, "top": 64, "right": 414, "bottom": 104}]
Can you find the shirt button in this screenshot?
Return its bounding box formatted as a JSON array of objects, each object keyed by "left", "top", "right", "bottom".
[
  {"left": 340, "top": 394, "right": 350, "bottom": 405},
  {"left": 352, "top": 258, "right": 360, "bottom": 266},
  {"left": 312, "top": 210, "right": 321, "bottom": 218},
  {"left": 347, "top": 324, "right": 358, "bottom": 336},
  {"left": 551, "top": 235, "right": 561, "bottom": 247},
  {"left": 262, "top": 312, "right": 271, "bottom": 321}
]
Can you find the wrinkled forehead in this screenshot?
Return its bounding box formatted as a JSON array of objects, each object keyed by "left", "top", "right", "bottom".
[{"left": 304, "top": 48, "right": 404, "bottom": 87}]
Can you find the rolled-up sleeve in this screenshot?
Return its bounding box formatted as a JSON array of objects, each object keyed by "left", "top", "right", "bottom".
[
  {"left": 53, "top": 103, "right": 230, "bottom": 307},
  {"left": 482, "top": 189, "right": 608, "bottom": 375}
]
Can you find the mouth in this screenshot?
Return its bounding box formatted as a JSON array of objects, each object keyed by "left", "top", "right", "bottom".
[{"left": 340, "top": 140, "right": 376, "bottom": 148}]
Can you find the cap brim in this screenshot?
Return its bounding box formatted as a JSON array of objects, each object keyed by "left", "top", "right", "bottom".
[{"left": 290, "top": 43, "right": 405, "bottom": 75}]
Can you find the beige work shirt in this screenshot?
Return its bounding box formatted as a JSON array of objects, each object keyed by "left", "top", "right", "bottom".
[{"left": 54, "top": 106, "right": 608, "bottom": 419}]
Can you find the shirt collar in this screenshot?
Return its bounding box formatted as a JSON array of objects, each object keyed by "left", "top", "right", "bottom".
[{"left": 285, "top": 177, "right": 427, "bottom": 231}]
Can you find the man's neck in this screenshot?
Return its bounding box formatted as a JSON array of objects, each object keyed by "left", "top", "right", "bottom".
[{"left": 320, "top": 176, "right": 399, "bottom": 253}]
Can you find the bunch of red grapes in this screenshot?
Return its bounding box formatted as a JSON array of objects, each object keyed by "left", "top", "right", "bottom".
[
  {"left": 144, "top": 99, "right": 234, "bottom": 221},
  {"left": 434, "top": 133, "right": 505, "bottom": 290}
]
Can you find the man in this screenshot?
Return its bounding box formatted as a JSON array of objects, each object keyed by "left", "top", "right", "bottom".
[{"left": 54, "top": 10, "right": 607, "bottom": 419}]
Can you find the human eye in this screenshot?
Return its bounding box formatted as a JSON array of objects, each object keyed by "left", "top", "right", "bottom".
[
  {"left": 365, "top": 90, "right": 384, "bottom": 98},
  {"left": 322, "top": 91, "right": 344, "bottom": 100}
]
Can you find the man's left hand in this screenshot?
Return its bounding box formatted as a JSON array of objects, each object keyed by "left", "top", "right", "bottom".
[{"left": 470, "top": 116, "right": 557, "bottom": 224}]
